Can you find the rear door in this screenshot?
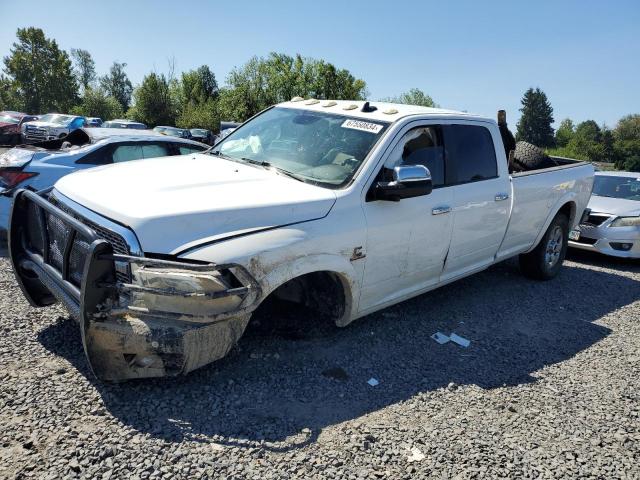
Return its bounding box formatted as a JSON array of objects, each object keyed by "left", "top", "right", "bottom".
[{"left": 441, "top": 123, "right": 511, "bottom": 280}]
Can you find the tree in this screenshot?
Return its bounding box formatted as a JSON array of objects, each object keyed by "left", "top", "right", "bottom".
[
  {"left": 555, "top": 118, "right": 574, "bottom": 148},
  {"left": 563, "top": 120, "right": 603, "bottom": 162},
  {"left": 175, "top": 66, "right": 219, "bottom": 131},
  {"left": 381, "top": 88, "right": 438, "bottom": 107},
  {"left": 127, "top": 72, "right": 175, "bottom": 126},
  {"left": 70, "top": 48, "right": 96, "bottom": 92},
  {"left": 3, "top": 27, "right": 78, "bottom": 113},
  {"left": 71, "top": 88, "right": 123, "bottom": 120},
  {"left": 515, "top": 87, "right": 555, "bottom": 148},
  {"left": 220, "top": 53, "right": 367, "bottom": 121},
  {"left": 100, "top": 62, "right": 133, "bottom": 111},
  {"left": 613, "top": 114, "right": 640, "bottom": 171},
  {"left": 181, "top": 65, "right": 218, "bottom": 104}
]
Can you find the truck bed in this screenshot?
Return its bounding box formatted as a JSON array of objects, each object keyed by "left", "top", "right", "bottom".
[{"left": 497, "top": 159, "right": 594, "bottom": 260}]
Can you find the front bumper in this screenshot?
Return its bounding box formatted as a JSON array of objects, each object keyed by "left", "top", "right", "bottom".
[
  {"left": 9, "top": 189, "right": 261, "bottom": 381},
  {"left": 568, "top": 223, "right": 640, "bottom": 259}
]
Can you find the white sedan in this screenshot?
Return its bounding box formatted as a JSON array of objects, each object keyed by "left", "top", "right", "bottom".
[{"left": 569, "top": 171, "right": 640, "bottom": 258}]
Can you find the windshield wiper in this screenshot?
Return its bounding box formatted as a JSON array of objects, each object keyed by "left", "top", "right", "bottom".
[{"left": 270, "top": 165, "right": 305, "bottom": 182}]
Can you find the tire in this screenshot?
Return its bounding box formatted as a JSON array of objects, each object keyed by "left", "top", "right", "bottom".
[
  {"left": 513, "top": 141, "right": 555, "bottom": 171},
  {"left": 519, "top": 213, "right": 569, "bottom": 280}
]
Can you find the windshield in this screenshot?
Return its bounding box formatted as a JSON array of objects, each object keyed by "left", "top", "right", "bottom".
[
  {"left": 592, "top": 175, "right": 640, "bottom": 201},
  {"left": 212, "top": 107, "right": 389, "bottom": 187},
  {"left": 38, "top": 114, "right": 73, "bottom": 125},
  {"left": 0, "top": 114, "right": 19, "bottom": 124},
  {"left": 191, "top": 129, "right": 207, "bottom": 135}
]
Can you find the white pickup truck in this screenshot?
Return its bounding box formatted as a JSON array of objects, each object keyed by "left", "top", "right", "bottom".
[{"left": 9, "top": 100, "right": 594, "bottom": 381}]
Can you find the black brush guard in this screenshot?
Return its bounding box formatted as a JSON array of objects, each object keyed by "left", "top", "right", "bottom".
[{"left": 9, "top": 189, "right": 261, "bottom": 381}]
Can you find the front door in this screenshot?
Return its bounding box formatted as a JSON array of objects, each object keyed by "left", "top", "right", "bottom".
[{"left": 359, "top": 123, "right": 454, "bottom": 313}]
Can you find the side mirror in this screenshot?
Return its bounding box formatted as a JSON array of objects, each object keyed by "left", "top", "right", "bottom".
[{"left": 370, "top": 165, "right": 433, "bottom": 202}]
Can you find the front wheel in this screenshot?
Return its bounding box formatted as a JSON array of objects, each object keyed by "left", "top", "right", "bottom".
[{"left": 519, "top": 213, "right": 569, "bottom": 280}]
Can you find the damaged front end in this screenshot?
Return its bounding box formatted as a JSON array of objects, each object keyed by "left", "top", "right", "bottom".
[{"left": 9, "top": 189, "right": 261, "bottom": 382}]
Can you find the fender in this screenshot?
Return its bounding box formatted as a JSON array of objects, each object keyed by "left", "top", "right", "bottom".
[
  {"left": 526, "top": 192, "right": 577, "bottom": 253},
  {"left": 181, "top": 226, "right": 361, "bottom": 325}
]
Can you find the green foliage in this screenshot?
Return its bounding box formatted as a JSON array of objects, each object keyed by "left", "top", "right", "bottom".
[
  {"left": 516, "top": 87, "right": 555, "bottom": 148},
  {"left": 220, "top": 53, "right": 367, "bottom": 121},
  {"left": 554, "top": 118, "right": 574, "bottom": 147},
  {"left": 71, "top": 48, "right": 96, "bottom": 92},
  {"left": 127, "top": 73, "right": 175, "bottom": 127},
  {"left": 548, "top": 115, "right": 640, "bottom": 170},
  {"left": 3, "top": 27, "right": 78, "bottom": 113},
  {"left": 381, "top": 88, "right": 438, "bottom": 107},
  {"left": 613, "top": 115, "right": 640, "bottom": 171},
  {"left": 176, "top": 99, "right": 219, "bottom": 131},
  {"left": 100, "top": 62, "right": 133, "bottom": 111},
  {"left": 174, "top": 66, "right": 220, "bottom": 131},
  {"left": 71, "top": 88, "right": 123, "bottom": 120}
]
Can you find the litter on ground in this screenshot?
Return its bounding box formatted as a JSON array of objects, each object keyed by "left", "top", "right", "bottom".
[
  {"left": 449, "top": 333, "right": 471, "bottom": 347},
  {"left": 367, "top": 377, "right": 379, "bottom": 387},
  {"left": 431, "top": 332, "right": 450, "bottom": 344}
]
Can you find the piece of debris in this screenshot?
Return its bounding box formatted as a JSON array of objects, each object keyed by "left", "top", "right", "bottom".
[
  {"left": 431, "top": 332, "right": 450, "bottom": 344},
  {"left": 407, "top": 446, "right": 425, "bottom": 463},
  {"left": 449, "top": 333, "right": 470, "bottom": 347},
  {"left": 367, "top": 378, "right": 379, "bottom": 387},
  {"left": 322, "top": 367, "right": 349, "bottom": 381}
]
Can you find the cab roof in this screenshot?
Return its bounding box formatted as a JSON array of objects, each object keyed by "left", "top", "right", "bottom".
[{"left": 277, "top": 99, "right": 489, "bottom": 123}]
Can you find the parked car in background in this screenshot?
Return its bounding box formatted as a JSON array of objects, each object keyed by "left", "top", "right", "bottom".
[
  {"left": 86, "top": 117, "right": 103, "bottom": 127},
  {"left": 154, "top": 126, "right": 192, "bottom": 139},
  {"left": 189, "top": 128, "right": 215, "bottom": 145},
  {"left": 0, "top": 111, "right": 39, "bottom": 145},
  {"left": 102, "top": 119, "right": 147, "bottom": 130},
  {"left": 569, "top": 171, "right": 640, "bottom": 258},
  {"left": 0, "top": 128, "right": 208, "bottom": 237},
  {"left": 21, "top": 114, "right": 87, "bottom": 142},
  {"left": 7, "top": 100, "right": 594, "bottom": 381}
]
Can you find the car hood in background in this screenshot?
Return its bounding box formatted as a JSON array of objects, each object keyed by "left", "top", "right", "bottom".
[
  {"left": 588, "top": 195, "right": 640, "bottom": 217},
  {"left": 54, "top": 154, "right": 337, "bottom": 254}
]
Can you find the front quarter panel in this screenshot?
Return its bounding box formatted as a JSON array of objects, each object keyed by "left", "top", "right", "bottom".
[{"left": 180, "top": 200, "right": 366, "bottom": 326}]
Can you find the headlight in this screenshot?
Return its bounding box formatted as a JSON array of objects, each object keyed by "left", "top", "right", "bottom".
[{"left": 610, "top": 216, "right": 640, "bottom": 227}]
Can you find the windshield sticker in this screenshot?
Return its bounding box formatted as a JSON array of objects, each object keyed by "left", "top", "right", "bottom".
[{"left": 341, "top": 119, "right": 384, "bottom": 134}]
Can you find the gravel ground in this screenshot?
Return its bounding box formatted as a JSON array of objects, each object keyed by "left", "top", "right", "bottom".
[{"left": 0, "top": 250, "right": 639, "bottom": 479}]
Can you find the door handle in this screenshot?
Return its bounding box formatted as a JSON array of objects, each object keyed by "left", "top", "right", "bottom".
[
  {"left": 432, "top": 206, "right": 451, "bottom": 215},
  {"left": 495, "top": 193, "right": 509, "bottom": 201}
]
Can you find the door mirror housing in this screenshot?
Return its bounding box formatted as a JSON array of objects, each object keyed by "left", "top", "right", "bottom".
[{"left": 369, "top": 165, "right": 433, "bottom": 202}]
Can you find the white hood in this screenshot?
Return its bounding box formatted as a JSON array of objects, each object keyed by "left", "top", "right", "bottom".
[
  {"left": 588, "top": 195, "right": 640, "bottom": 217},
  {"left": 54, "top": 154, "right": 337, "bottom": 254}
]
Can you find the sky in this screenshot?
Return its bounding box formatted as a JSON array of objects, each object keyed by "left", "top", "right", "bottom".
[{"left": 1, "top": 0, "right": 639, "bottom": 128}]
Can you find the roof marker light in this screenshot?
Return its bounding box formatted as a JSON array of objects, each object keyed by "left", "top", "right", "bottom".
[
  {"left": 291, "top": 96, "right": 304, "bottom": 102},
  {"left": 383, "top": 108, "right": 399, "bottom": 115},
  {"left": 322, "top": 101, "right": 337, "bottom": 107},
  {"left": 342, "top": 104, "right": 358, "bottom": 110},
  {"left": 305, "top": 99, "right": 320, "bottom": 105}
]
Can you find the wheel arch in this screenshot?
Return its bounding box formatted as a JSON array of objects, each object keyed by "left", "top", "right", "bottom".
[
  {"left": 528, "top": 195, "right": 577, "bottom": 252},
  {"left": 256, "top": 254, "right": 359, "bottom": 327}
]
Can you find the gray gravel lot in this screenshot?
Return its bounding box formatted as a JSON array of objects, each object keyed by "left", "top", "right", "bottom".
[{"left": 0, "top": 250, "right": 639, "bottom": 479}]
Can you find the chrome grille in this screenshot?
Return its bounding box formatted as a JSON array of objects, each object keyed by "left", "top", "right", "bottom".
[
  {"left": 582, "top": 214, "right": 611, "bottom": 227},
  {"left": 48, "top": 195, "right": 132, "bottom": 285},
  {"left": 24, "top": 125, "right": 47, "bottom": 140}
]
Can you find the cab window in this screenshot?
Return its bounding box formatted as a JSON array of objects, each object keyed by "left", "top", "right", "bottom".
[
  {"left": 399, "top": 126, "right": 445, "bottom": 187},
  {"left": 443, "top": 125, "right": 497, "bottom": 184}
]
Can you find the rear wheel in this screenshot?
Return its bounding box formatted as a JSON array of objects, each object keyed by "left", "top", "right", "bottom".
[{"left": 519, "top": 213, "right": 569, "bottom": 280}]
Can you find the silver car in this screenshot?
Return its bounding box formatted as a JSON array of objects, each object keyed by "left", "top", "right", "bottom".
[{"left": 569, "top": 171, "right": 640, "bottom": 258}]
